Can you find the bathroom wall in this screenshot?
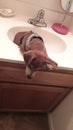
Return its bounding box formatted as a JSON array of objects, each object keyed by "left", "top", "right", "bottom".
[
  {"left": 16, "top": 0, "right": 61, "bottom": 12},
  {"left": 49, "top": 90, "right": 73, "bottom": 130},
  {"left": 0, "top": 0, "right": 61, "bottom": 13},
  {"left": 0, "top": 0, "right": 72, "bottom": 28}
]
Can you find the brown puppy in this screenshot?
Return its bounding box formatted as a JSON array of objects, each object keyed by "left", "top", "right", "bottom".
[{"left": 14, "top": 30, "right": 57, "bottom": 79}]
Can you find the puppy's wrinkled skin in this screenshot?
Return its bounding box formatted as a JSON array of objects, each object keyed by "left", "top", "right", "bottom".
[{"left": 14, "top": 31, "right": 57, "bottom": 79}]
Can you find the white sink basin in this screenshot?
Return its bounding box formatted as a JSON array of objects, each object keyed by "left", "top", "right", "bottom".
[{"left": 7, "top": 26, "right": 66, "bottom": 54}]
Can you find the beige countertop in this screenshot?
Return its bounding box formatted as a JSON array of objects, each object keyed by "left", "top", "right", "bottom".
[{"left": 0, "top": 15, "right": 73, "bottom": 70}]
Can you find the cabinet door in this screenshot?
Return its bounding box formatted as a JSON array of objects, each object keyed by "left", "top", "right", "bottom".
[
  {"left": 0, "top": 88, "right": 3, "bottom": 108},
  {"left": 0, "top": 83, "right": 70, "bottom": 112}
]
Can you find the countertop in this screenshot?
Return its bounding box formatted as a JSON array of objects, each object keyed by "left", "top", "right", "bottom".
[{"left": 0, "top": 15, "right": 73, "bottom": 70}]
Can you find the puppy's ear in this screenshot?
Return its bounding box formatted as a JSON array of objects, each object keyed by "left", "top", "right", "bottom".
[
  {"left": 23, "top": 51, "right": 36, "bottom": 66},
  {"left": 46, "top": 58, "right": 58, "bottom": 70}
]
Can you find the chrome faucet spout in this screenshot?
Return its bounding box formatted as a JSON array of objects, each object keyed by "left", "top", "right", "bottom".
[{"left": 28, "top": 9, "right": 47, "bottom": 27}]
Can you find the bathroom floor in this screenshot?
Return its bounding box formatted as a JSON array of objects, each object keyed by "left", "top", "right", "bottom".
[{"left": 0, "top": 113, "right": 49, "bottom": 130}]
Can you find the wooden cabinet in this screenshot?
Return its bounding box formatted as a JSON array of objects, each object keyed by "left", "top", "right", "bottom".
[
  {"left": 0, "top": 83, "right": 69, "bottom": 112},
  {"left": 0, "top": 60, "right": 72, "bottom": 112}
]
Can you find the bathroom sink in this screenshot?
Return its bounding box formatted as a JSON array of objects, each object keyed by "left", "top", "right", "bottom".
[{"left": 7, "top": 26, "right": 66, "bottom": 54}]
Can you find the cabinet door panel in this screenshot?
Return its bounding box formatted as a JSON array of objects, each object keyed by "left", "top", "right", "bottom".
[
  {"left": 0, "top": 88, "right": 3, "bottom": 108},
  {"left": 0, "top": 83, "right": 70, "bottom": 112}
]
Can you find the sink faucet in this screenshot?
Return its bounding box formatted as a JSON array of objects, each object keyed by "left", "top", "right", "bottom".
[{"left": 28, "top": 9, "right": 47, "bottom": 27}]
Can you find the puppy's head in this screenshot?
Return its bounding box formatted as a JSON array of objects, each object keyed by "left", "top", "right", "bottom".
[{"left": 23, "top": 51, "right": 57, "bottom": 79}]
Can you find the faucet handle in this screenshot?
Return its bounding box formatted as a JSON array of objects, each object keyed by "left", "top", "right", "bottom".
[
  {"left": 28, "top": 9, "right": 47, "bottom": 27},
  {"left": 36, "top": 9, "right": 45, "bottom": 19}
]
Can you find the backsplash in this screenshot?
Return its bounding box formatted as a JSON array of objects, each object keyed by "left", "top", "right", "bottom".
[
  {"left": 0, "top": 0, "right": 62, "bottom": 13},
  {"left": 16, "top": 0, "right": 61, "bottom": 12}
]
